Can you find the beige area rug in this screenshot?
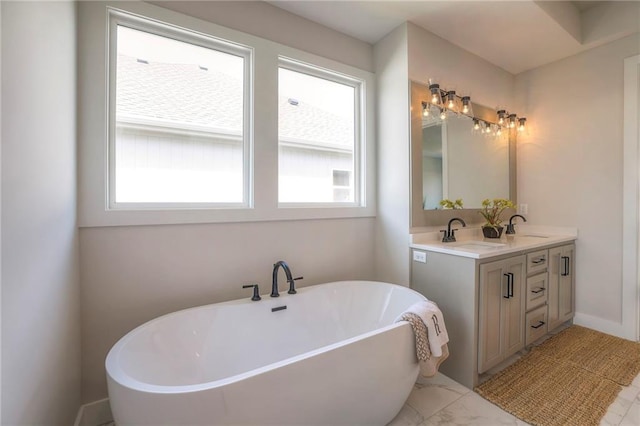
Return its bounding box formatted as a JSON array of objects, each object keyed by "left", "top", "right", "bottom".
[{"left": 475, "top": 325, "right": 640, "bottom": 426}]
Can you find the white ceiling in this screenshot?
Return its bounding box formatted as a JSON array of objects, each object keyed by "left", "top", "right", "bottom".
[{"left": 267, "top": 1, "right": 638, "bottom": 74}]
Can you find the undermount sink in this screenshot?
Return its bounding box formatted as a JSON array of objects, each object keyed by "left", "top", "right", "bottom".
[{"left": 452, "top": 241, "right": 506, "bottom": 250}]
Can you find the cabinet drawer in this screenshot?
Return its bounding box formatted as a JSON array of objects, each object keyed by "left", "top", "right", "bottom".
[
  {"left": 527, "top": 250, "right": 549, "bottom": 275},
  {"left": 525, "top": 305, "right": 548, "bottom": 345},
  {"left": 526, "top": 273, "right": 548, "bottom": 311}
]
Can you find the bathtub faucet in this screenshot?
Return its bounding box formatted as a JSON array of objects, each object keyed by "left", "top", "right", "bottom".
[{"left": 271, "top": 261, "right": 303, "bottom": 297}]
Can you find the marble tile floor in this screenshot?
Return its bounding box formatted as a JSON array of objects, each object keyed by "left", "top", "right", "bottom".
[
  {"left": 389, "top": 324, "right": 640, "bottom": 425},
  {"left": 387, "top": 371, "right": 640, "bottom": 426}
]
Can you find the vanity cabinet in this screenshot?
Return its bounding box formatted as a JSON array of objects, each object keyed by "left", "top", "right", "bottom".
[
  {"left": 410, "top": 237, "right": 576, "bottom": 389},
  {"left": 548, "top": 244, "right": 575, "bottom": 331},
  {"left": 478, "top": 256, "right": 525, "bottom": 373}
]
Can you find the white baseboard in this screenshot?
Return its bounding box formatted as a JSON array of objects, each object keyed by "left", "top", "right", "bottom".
[
  {"left": 573, "top": 312, "right": 636, "bottom": 341},
  {"left": 74, "top": 398, "right": 113, "bottom": 426}
]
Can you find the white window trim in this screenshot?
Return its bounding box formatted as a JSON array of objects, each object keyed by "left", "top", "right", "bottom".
[
  {"left": 277, "top": 57, "right": 364, "bottom": 209},
  {"left": 78, "top": 1, "right": 375, "bottom": 227},
  {"left": 107, "top": 9, "right": 253, "bottom": 211}
]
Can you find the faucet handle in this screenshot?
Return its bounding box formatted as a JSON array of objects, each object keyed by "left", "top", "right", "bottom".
[
  {"left": 242, "top": 284, "right": 261, "bottom": 301},
  {"left": 440, "top": 229, "right": 448, "bottom": 242},
  {"left": 287, "top": 276, "right": 303, "bottom": 294}
]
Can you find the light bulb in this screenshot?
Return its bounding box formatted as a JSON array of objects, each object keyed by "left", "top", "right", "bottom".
[
  {"left": 429, "top": 83, "right": 441, "bottom": 105},
  {"left": 496, "top": 127, "right": 502, "bottom": 136},
  {"left": 518, "top": 117, "right": 527, "bottom": 132},
  {"left": 446, "top": 91, "right": 456, "bottom": 109},
  {"left": 422, "top": 103, "right": 430, "bottom": 117},
  {"left": 461, "top": 96, "right": 471, "bottom": 114},
  {"left": 497, "top": 110, "right": 506, "bottom": 125},
  {"left": 508, "top": 114, "right": 517, "bottom": 128},
  {"left": 440, "top": 109, "right": 447, "bottom": 120},
  {"left": 473, "top": 119, "right": 480, "bottom": 130}
]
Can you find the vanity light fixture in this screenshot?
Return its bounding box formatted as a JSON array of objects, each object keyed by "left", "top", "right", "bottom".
[{"left": 424, "top": 79, "right": 529, "bottom": 138}]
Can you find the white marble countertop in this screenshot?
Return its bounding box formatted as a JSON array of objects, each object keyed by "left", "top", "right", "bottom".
[{"left": 410, "top": 225, "right": 578, "bottom": 259}]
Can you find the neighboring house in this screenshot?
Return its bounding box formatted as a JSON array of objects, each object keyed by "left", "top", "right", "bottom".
[{"left": 115, "top": 54, "right": 354, "bottom": 203}]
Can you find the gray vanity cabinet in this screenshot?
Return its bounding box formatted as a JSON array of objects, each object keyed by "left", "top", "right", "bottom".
[
  {"left": 548, "top": 244, "right": 575, "bottom": 330},
  {"left": 478, "top": 255, "right": 526, "bottom": 374},
  {"left": 410, "top": 237, "right": 576, "bottom": 389}
]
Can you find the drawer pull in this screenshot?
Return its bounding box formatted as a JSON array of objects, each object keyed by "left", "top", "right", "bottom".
[
  {"left": 531, "top": 258, "right": 546, "bottom": 264},
  {"left": 503, "top": 273, "right": 511, "bottom": 299},
  {"left": 561, "top": 256, "right": 570, "bottom": 276},
  {"left": 531, "top": 320, "right": 546, "bottom": 329},
  {"left": 531, "top": 288, "right": 545, "bottom": 294}
]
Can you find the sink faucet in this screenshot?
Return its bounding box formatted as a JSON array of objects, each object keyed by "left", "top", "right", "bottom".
[
  {"left": 270, "top": 261, "right": 303, "bottom": 297},
  {"left": 506, "top": 214, "right": 527, "bottom": 234},
  {"left": 440, "top": 217, "right": 466, "bottom": 242}
]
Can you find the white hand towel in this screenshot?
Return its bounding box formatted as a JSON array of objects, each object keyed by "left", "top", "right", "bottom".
[{"left": 400, "top": 301, "right": 449, "bottom": 357}]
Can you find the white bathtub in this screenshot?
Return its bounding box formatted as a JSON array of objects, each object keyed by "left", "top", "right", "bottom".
[{"left": 106, "top": 280, "right": 425, "bottom": 425}]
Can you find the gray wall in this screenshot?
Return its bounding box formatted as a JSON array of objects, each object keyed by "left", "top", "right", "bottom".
[
  {"left": 1, "top": 2, "right": 81, "bottom": 424},
  {"left": 514, "top": 34, "right": 640, "bottom": 338},
  {"left": 374, "top": 22, "right": 516, "bottom": 285},
  {"left": 373, "top": 24, "right": 411, "bottom": 285},
  {"left": 79, "top": 1, "right": 377, "bottom": 403}
]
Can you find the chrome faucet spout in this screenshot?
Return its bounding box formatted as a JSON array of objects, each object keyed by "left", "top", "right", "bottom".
[{"left": 506, "top": 214, "right": 527, "bottom": 234}]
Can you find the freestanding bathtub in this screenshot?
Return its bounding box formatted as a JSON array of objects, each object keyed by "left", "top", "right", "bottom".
[{"left": 106, "top": 280, "right": 426, "bottom": 425}]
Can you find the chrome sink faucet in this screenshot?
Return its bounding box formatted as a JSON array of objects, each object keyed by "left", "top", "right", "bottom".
[
  {"left": 271, "top": 261, "right": 303, "bottom": 297},
  {"left": 506, "top": 214, "right": 527, "bottom": 234},
  {"left": 440, "top": 217, "right": 466, "bottom": 242}
]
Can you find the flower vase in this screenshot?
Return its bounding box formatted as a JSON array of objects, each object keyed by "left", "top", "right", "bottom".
[{"left": 482, "top": 226, "right": 504, "bottom": 239}]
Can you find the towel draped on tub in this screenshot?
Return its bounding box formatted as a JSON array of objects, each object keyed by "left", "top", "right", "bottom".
[{"left": 396, "top": 301, "right": 450, "bottom": 377}]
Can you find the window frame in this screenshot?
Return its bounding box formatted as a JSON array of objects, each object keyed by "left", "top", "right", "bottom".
[
  {"left": 78, "top": 2, "right": 375, "bottom": 227},
  {"left": 277, "top": 57, "right": 365, "bottom": 208},
  {"left": 107, "top": 10, "right": 254, "bottom": 210}
]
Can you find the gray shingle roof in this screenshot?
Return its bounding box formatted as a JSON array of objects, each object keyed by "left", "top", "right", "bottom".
[{"left": 116, "top": 55, "right": 353, "bottom": 146}]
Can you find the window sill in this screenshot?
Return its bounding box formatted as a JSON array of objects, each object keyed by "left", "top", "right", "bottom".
[{"left": 78, "top": 205, "right": 376, "bottom": 228}]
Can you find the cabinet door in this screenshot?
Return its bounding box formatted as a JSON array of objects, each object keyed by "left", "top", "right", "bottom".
[
  {"left": 478, "top": 255, "right": 526, "bottom": 373},
  {"left": 548, "top": 244, "right": 575, "bottom": 331},
  {"left": 503, "top": 256, "right": 526, "bottom": 358},
  {"left": 559, "top": 245, "right": 575, "bottom": 323},
  {"left": 478, "top": 259, "right": 508, "bottom": 373}
]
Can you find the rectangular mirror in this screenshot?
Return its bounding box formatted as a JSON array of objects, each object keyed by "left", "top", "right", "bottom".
[{"left": 411, "top": 81, "right": 517, "bottom": 228}]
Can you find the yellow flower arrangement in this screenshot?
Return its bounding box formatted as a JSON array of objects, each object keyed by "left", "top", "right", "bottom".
[{"left": 479, "top": 198, "right": 515, "bottom": 229}]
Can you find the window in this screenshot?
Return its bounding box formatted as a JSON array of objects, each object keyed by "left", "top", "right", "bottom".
[
  {"left": 109, "top": 16, "right": 251, "bottom": 208},
  {"left": 82, "top": 4, "right": 374, "bottom": 226},
  {"left": 278, "top": 60, "right": 362, "bottom": 205},
  {"left": 332, "top": 170, "right": 352, "bottom": 202}
]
